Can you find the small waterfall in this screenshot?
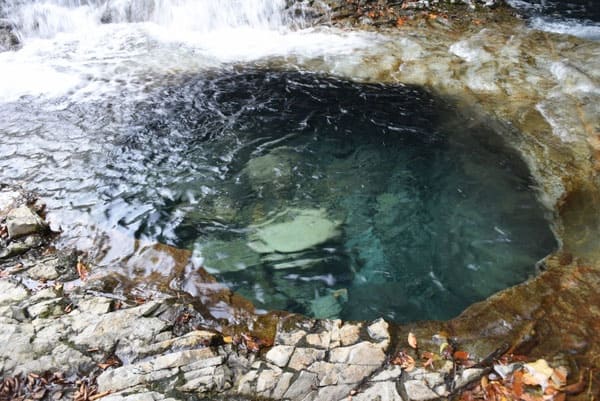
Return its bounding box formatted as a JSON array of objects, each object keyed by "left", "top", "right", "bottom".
[{"left": 3, "top": 0, "right": 310, "bottom": 39}]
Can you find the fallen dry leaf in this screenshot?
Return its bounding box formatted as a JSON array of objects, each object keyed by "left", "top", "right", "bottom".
[
  {"left": 408, "top": 332, "right": 418, "bottom": 349},
  {"left": 76, "top": 261, "right": 88, "bottom": 281},
  {"left": 89, "top": 390, "right": 112, "bottom": 400},
  {"left": 391, "top": 351, "right": 415, "bottom": 371},
  {"left": 453, "top": 350, "right": 470, "bottom": 361}
]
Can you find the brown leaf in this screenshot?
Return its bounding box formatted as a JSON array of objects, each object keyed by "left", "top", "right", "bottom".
[
  {"left": 31, "top": 388, "right": 46, "bottom": 400},
  {"left": 77, "top": 261, "right": 88, "bottom": 281},
  {"left": 453, "top": 350, "right": 470, "bottom": 361},
  {"left": 391, "top": 351, "right": 415, "bottom": 371},
  {"left": 98, "top": 355, "right": 121, "bottom": 370},
  {"left": 89, "top": 390, "right": 112, "bottom": 400},
  {"left": 512, "top": 369, "right": 524, "bottom": 398},
  {"left": 561, "top": 369, "right": 587, "bottom": 395},
  {"left": 408, "top": 332, "right": 418, "bottom": 349}
]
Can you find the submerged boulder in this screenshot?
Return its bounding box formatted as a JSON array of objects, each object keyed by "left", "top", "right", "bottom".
[
  {"left": 248, "top": 208, "right": 341, "bottom": 254},
  {"left": 242, "top": 148, "right": 298, "bottom": 191}
]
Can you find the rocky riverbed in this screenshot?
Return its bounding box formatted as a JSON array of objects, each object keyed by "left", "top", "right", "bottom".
[{"left": 1, "top": 0, "right": 600, "bottom": 400}]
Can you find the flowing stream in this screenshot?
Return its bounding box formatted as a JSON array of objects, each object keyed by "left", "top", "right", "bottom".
[{"left": 0, "top": 0, "right": 557, "bottom": 322}]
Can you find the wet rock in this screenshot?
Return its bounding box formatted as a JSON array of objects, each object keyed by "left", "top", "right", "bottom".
[
  {"left": 198, "top": 239, "right": 260, "bottom": 273},
  {"left": 367, "top": 318, "right": 390, "bottom": 342},
  {"left": 243, "top": 149, "right": 296, "bottom": 190},
  {"left": 248, "top": 208, "right": 341, "bottom": 254},
  {"left": 308, "top": 289, "right": 348, "bottom": 319},
  {"left": 6, "top": 205, "right": 47, "bottom": 239},
  {"left": 25, "top": 251, "right": 79, "bottom": 281},
  {"left": 0, "top": 19, "right": 20, "bottom": 52},
  {"left": 454, "top": 368, "right": 486, "bottom": 389}
]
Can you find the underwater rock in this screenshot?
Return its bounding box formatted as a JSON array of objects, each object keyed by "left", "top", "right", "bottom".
[
  {"left": 308, "top": 288, "right": 348, "bottom": 319},
  {"left": 198, "top": 239, "right": 260, "bottom": 273},
  {"left": 242, "top": 148, "right": 297, "bottom": 191},
  {"left": 248, "top": 208, "right": 341, "bottom": 254}
]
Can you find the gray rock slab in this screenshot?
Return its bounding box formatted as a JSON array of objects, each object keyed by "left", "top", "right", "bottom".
[
  {"left": 15, "top": 343, "right": 94, "bottom": 376},
  {"left": 354, "top": 381, "right": 404, "bottom": 401},
  {"left": 403, "top": 380, "right": 439, "bottom": 401},
  {"left": 309, "top": 361, "right": 378, "bottom": 386},
  {"left": 455, "top": 368, "right": 486, "bottom": 389},
  {"left": 265, "top": 345, "right": 294, "bottom": 367},
  {"left": 101, "top": 390, "right": 177, "bottom": 401},
  {"left": 367, "top": 318, "right": 390, "bottom": 342},
  {"left": 6, "top": 206, "right": 47, "bottom": 239},
  {"left": 306, "top": 331, "right": 331, "bottom": 349},
  {"left": 339, "top": 323, "right": 362, "bottom": 346},
  {"left": 276, "top": 329, "right": 306, "bottom": 346},
  {"left": 271, "top": 371, "right": 294, "bottom": 399},
  {"left": 77, "top": 296, "right": 113, "bottom": 315},
  {"left": 72, "top": 302, "right": 168, "bottom": 353},
  {"left": 316, "top": 384, "right": 355, "bottom": 401},
  {"left": 97, "top": 365, "right": 178, "bottom": 393},
  {"left": 27, "top": 298, "right": 64, "bottom": 319},
  {"left": 283, "top": 371, "right": 318, "bottom": 401},
  {"left": 371, "top": 366, "right": 403, "bottom": 382},
  {"left": 0, "top": 280, "right": 28, "bottom": 306},
  {"left": 288, "top": 347, "right": 326, "bottom": 370},
  {"left": 256, "top": 365, "right": 283, "bottom": 394},
  {"left": 329, "top": 341, "right": 386, "bottom": 366}
]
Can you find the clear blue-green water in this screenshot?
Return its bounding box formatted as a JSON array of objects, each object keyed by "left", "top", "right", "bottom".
[
  {"left": 0, "top": 69, "right": 556, "bottom": 322},
  {"left": 125, "top": 70, "right": 555, "bottom": 322}
]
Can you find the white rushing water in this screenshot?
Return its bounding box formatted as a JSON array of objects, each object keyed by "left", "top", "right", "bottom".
[
  {"left": 0, "top": 0, "right": 377, "bottom": 101},
  {"left": 506, "top": 0, "right": 600, "bottom": 40}
]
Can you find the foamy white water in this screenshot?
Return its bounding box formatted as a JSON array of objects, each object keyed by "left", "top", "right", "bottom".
[
  {"left": 0, "top": 0, "right": 378, "bottom": 102},
  {"left": 530, "top": 17, "right": 600, "bottom": 41}
]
